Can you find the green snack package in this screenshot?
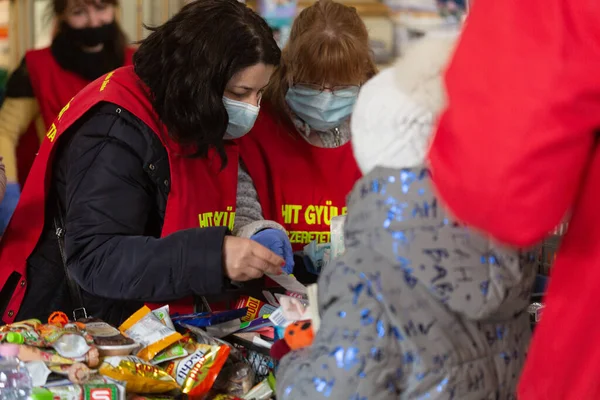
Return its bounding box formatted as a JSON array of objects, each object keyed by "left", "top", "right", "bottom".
[{"left": 152, "top": 342, "right": 188, "bottom": 364}]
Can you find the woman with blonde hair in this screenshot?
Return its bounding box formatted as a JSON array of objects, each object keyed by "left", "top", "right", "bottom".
[
  {"left": 277, "top": 22, "right": 535, "bottom": 400},
  {"left": 235, "top": 0, "right": 377, "bottom": 269}
]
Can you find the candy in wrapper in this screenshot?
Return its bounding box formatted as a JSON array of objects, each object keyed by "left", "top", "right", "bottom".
[
  {"left": 119, "top": 306, "right": 182, "bottom": 361},
  {"left": 45, "top": 383, "right": 83, "bottom": 400},
  {"left": 151, "top": 342, "right": 188, "bottom": 365},
  {"left": 211, "top": 361, "right": 255, "bottom": 397},
  {"left": 13, "top": 344, "right": 87, "bottom": 366},
  {"left": 49, "top": 362, "right": 92, "bottom": 384},
  {"left": 171, "top": 309, "right": 248, "bottom": 328},
  {"left": 162, "top": 337, "right": 230, "bottom": 397},
  {"left": 99, "top": 356, "right": 179, "bottom": 393},
  {"left": 37, "top": 323, "right": 94, "bottom": 347},
  {"left": 0, "top": 319, "right": 44, "bottom": 346},
  {"left": 52, "top": 334, "right": 92, "bottom": 359},
  {"left": 26, "top": 360, "right": 52, "bottom": 386},
  {"left": 45, "top": 382, "right": 121, "bottom": 400},
  {"left": 152, "top": 305, "right": 176, "bottom": 331},
  {"left": 303, "top": 241, "right": 331, "bottom": 274},
  {"left": 234, "top": 296, "right": 277, "bottom": 322},
  {"left": 79, "top": 318, "right": 135, "bottom": 347},
  {"left": 330, "top": 215, "right": 346, "bottom": 258},
  {"left": 242, "top": 379, "right": 273, "bottom": 400},
  {"left": 37, "top": 323, "right": 98, "bottom": 362},
  {"left": 84, "top": 385, "right": 120, "bottom": 400}
]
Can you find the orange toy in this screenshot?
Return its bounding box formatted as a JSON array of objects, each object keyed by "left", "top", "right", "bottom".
[
  {"left": 48, "top": 311, "right": 69, "bottom": 327},
  {"left": 284, "top": 320, "right": 314, "bottom": 350}
]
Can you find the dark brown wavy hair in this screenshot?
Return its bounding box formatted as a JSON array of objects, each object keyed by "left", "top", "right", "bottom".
[{"left": 133, "top": 0, "right": 281, "bottom": 165}]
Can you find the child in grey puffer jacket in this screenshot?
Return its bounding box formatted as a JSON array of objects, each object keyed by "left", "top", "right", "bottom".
[{"left": 276, "top": 31, "right": 536, "bottom": 400}]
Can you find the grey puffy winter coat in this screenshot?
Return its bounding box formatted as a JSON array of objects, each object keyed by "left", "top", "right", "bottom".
[{"left": 276, "top": 166, "right": 536, "bottom": 399}]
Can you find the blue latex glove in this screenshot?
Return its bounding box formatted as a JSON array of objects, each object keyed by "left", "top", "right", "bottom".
[
  {"left": 251, "top": 229, "right": 295, "bottom": 274},
  {"left": 0, "top": 183, "right": 20, "bottom": 234}
]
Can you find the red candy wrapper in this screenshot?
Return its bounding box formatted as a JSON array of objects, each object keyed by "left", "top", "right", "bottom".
[{"left": 234, "top": 296, "right": 276, "bottom": 322}]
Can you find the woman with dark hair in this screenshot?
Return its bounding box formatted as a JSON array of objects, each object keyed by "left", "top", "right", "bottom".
[
  {"left": 235, "top": 0, "right": 377, "bottom": 266},
  {"left": 0, "top": 0, "right": 134, "bottom": 233},
  {"left": 0, "top": 0, "right": 283, "bottom": 326}
]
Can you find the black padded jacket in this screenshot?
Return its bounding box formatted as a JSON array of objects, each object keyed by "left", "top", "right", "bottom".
[{"left": 0, "top": 102, "right": 228, "bottom": 326}]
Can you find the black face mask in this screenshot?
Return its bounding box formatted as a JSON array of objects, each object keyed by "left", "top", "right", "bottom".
[
  {"left": 51, "top": 20, "right": 124, "bottom": 81},
  {"left": 60, "top": 20, "right": 118, "bottom": 48}
]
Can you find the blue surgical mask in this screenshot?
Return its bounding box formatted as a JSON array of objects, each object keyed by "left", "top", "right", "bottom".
[
  {"left": 285, "top": 87, "right": 358, "bottom": 132},
  {"left": 223, "top": 97, "right": 260, "bottom": 139}
]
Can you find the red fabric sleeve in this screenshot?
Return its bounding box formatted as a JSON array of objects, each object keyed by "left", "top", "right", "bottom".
[{"left": 428, "top": 0, "right": 600, "bottom": 247}]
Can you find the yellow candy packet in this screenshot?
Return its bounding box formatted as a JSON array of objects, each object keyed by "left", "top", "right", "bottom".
[
  {"left": 119, "top": 306, "right": 182, "bottom": 361},
  {"left": 162, "top": 336, "right": 230, "bottom": 397},
  {"left": 99, "top": 355, "right": 179, "bottom": 393}
]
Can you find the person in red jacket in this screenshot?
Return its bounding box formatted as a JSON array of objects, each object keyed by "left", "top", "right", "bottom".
[
  {"left": 0, "top": 0, "right": 284, "bottom": 326},
  {"left": 236, "top": 0, "right": 377, "bottom": 266},
  {"left": 428, "top": 0, "right": 600, "bottom": 398},
  {"left": 0, "top": 0, "right": 135, "bottom": 233}
]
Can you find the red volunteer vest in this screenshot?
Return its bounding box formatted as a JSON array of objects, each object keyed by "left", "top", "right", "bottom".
[
  {"left": 0, "top": 66, "right": 238, "bottom": 324},
  {"left": 238, "top": 106, "right": 362, "bottom": 251},
  {"left": 16, "top": 47, "right": 135, "bottom": 185}
]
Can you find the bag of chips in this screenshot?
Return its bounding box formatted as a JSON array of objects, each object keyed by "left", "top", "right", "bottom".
[
  {"left": 99, "top": 356, "right": 179, "bottom": 394},
  {"left": 162, "top": 336, "right": 230, "bottom": 398},
  {"left": 119, "top": 306, "right": 182, "bottom": 361}
]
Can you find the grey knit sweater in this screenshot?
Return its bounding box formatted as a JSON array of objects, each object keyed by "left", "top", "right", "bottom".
[{"left": 234, "top": 116, "right": 351, "bottom": 238}]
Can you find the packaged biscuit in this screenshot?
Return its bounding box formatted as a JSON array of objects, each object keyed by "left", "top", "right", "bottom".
[
  {"left": 162, "top": 337, "right": 230, "bottom": 398},
  {"left": 119, "top": 306, "right": 182, "bottom": 361},
  {"left": 99, "top": 356, "right": 179, "bottom": 394}
]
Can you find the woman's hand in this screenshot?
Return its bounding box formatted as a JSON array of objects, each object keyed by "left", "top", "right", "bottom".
[{"left": 222, "top": 236, "right": 285, "bottom": 281}]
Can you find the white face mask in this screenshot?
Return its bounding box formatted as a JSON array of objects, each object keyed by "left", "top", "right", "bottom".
[{"left": 222, "top": 97, "right": 260, "bottom": 139}]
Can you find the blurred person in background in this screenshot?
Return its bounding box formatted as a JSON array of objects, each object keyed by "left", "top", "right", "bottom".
[
  {"left": 428, "top": 0, "right": 600, "bottom": 399},
  {"left": 0, "top": 0, "right": 134, "bottom": 232},
  {"left": 277, "top": 29, "right": 536, "bottom": 400},
  {"left": 0, "top": 0, "right": 283, "bottom": 326},
  {"left": 235, "top": 0, "right": 377, "bottom": 274}
]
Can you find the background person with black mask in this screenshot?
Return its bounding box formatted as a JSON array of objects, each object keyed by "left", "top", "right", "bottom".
[{"left": 0, "top": 0, "right": 134, "bottom": 233}]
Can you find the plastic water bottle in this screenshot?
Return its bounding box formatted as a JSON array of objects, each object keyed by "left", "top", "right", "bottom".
[{"left": 0, "top": 344, "right": 32, "bottom": 400}]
